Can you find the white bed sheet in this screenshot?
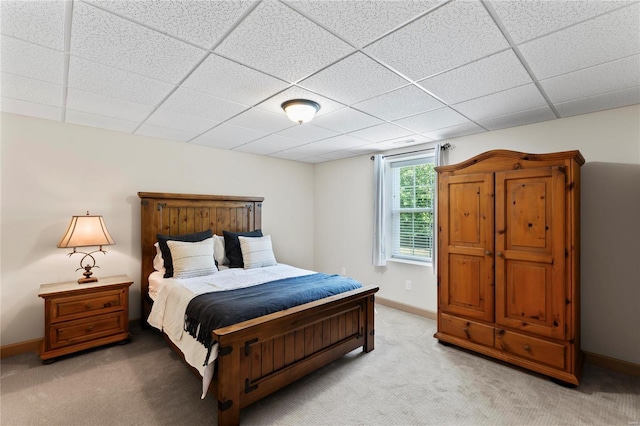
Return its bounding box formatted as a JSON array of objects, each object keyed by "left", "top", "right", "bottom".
[{"left": 147, "top": 263, "right": 316, "bottom": 398}]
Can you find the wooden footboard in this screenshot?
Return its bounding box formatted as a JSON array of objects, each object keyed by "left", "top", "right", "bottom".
[{"left": 212, "top": 285, "right": 378, "bottom": 426}]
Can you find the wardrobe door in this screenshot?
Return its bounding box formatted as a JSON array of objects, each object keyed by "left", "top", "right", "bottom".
[
  {"left": 439, "top": 172, "right": 494, "bottom": 322},
  {"left": 494, "top": 167, "right": 566, "bottom": 340}
]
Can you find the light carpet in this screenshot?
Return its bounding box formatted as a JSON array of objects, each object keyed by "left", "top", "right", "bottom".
[{"left": 1, "top": 305, "right": 638, "bottom": 425}]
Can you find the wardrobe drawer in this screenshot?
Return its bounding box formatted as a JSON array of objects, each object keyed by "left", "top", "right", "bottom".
[
  {"left": 495, "top": 329, "right": 566, "bottom": 370},
  {"left": 440, "top": 313, "right": 494, "bottom": 347},
  {"left": 49, "top": 312, "right": 126, "bottom": 349},
  {"left": 50, "top": 289, "right": 124, "bottom": 323}
]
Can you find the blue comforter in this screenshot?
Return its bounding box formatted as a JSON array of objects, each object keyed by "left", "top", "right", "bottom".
[{"left": 184, "top": 273, "right": 362, "bottom": 361}]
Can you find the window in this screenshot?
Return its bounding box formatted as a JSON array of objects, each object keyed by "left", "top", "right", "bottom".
[{"left": 386, "top": 154, "right": 436, "bottom": 263}]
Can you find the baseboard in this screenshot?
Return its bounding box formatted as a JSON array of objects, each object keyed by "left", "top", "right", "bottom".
[
  {"left": 0, "top": 338, "right": 41, "bottom": 359},
  {"left": 376, "top": 297, "right": 437, "bottom": 320},
  {"left": 583, "top": 351, "right": 640, "bottom": 377}
]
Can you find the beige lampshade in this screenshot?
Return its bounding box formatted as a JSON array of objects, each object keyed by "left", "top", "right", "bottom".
[{"left": 57, "top": 213, "right": 115, "bottom": 248}]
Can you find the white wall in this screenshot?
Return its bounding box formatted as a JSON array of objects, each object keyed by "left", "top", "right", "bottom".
[
  {"left": 0, "top": 113, "right": 315, "bottom": 346},
  {"left": 314, "top": 105, "right": 640, "bottom": 365}
]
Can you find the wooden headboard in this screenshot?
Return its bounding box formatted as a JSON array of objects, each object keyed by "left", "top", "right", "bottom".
[{"left": 138, "top": 192, "right": 264, "bottom": 320}]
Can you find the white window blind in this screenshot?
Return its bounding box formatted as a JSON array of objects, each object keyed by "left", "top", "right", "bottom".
[{"left": 389, "top": 154, "right": 435, "bottom": 262}]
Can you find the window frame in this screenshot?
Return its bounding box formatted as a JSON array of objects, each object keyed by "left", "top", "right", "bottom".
[{"left": 385, "top": 153, "right": 436, "bottom": 264}]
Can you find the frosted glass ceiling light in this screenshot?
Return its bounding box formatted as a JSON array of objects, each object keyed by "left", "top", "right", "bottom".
[{"left": 281, "top": 99, "right": 320, "bottom": 124}]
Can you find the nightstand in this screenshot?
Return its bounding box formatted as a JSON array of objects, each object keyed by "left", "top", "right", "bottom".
[{"left": 38, "top": 274, "right": 133, "bottom": 363}]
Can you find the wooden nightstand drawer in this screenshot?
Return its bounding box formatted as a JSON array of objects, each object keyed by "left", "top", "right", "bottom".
[
  {"left": 49, "top": 312, "right": 126, "bottom": 349},
  {"left": 495, "top": 329, "right": 566, "bottom": 370},
  {"left": 51, "top": 289, "right": 124, "bottom": 323}
]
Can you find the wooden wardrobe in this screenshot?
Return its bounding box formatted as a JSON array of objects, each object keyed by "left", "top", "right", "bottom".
[{"left": 434, "top": 150, "right": 584, "bottom": 385}]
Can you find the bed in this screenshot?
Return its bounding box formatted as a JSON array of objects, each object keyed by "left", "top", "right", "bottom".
[{"left": 138, "top": 192, "right": 379, "bottom": 425}]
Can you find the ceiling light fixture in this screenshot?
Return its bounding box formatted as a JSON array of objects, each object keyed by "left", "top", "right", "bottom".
[{"left": 281, "top": 99, "right": 320, "bottom": 124}]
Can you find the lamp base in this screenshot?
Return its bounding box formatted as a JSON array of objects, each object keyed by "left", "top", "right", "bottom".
[{"left": 78, "top": 276, "right": 98, "bottom": 284}]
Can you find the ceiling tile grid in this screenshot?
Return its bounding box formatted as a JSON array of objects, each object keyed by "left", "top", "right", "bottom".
[
  {"left": 299, "top": 52, "right": 409, "bottom": 105},
  {"left": 213, "top": 1, "right": 354, "bottom": 83},
  {"left": 87, "top": 0, "right": 255, "bottom": 49},
  {"left": 364, "top": 0, "right": 510, "bottom": 81},
  {"left": 1, "top": 0, "right": 638, "bottom": 163},
  {"left": 70, "top": 1, "right": 206, "bottom": 84}
]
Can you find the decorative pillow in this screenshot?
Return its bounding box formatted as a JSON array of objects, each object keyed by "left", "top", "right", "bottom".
[
  {"left": 157, "top": 229, "right": 213, "bottom": 278},
  {"left": 213, "top": 234, "right": 227, "bottom": 265},
  {"left": 223, "top": 229, "right": 263, "bottom": 268},
  {"left": 153, "top": 242, "right": 165, "bottom": 273},
  {"left": 239, "top": 235, "right": 277, "bottom": 269},
  {"left": 166, "top": 238, "right": 217, "bottom": 279}
]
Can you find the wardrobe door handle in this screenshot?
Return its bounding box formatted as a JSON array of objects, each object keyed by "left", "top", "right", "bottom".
[
  {"left": 485, "top": 250, "right": 492, "bottom": 256},
  {"left": 496, "top": 252, "right": 503, "bottom": 258}
]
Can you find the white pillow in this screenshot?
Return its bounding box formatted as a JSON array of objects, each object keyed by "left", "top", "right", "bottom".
[
  {"left": 213, "top": 234, "right": 228, "bottom": 265},
  {"left": 167, "top": 237, "right": 217, "bottom": 279},
  {"left": 153, "top": 242, "right": 165, "bottom": 273},
  {"left": 239, "top": 235, "right": 277, "bottom": 269}
]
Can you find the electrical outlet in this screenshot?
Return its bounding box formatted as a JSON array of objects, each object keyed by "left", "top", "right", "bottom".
[
  {"left": 341, "top": 267, "right": 346, "bottom": 276},
  {"left": 405, "top": 280, "right": 412, "bottom": 290}
]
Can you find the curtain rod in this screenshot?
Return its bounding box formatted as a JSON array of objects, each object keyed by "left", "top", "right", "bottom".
[{"left": 370, "top": 143, "right": 451, "bottom": 160}]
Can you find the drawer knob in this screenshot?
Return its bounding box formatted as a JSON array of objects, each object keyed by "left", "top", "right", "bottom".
[
  {"left": 85, "top": 303, "right": 93, "bottom": 310},
  {"left": 103, "top": 302, "right": 112, "bottom": 308},
  {"left": 462, "top": 327, "right": 470, "bottom": 338},
  {"left": 523, "top": 344, "right": 531, "bottom": 351},
  {"left": 86, "top": 325, "right": 94, "bottom": 332}
]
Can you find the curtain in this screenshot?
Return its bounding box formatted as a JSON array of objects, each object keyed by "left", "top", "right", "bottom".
[
  {"left": 432, "top": 144, "right": 443, "bottom": 275},
  {"left": 372, "top": 154, "right": 386, "bottom": 266}
]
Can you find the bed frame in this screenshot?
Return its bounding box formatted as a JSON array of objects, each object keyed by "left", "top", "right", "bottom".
[{"left": 139, "top": 192, "right": 379, "bottom": 425}]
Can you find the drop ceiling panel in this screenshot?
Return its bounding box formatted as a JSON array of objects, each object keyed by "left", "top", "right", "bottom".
[
  {"left": 1, "top": 97, "right": 62, "bottom": 121},
  {"left": 311, "top": 107, "right": 383, "bottom": 134},
  {"left": 418, "top": 50, "right": 532, "bottom": 104},
  {"left": 453, "top": 84, "right": 548, "bottom": 121},
  {"left": 309, "top": 134, "right": 371, "bottom": 151},
  {"left": 66, "top": 87, "right": 154, "bottom": 122},
  {"left": 254, "top": 86, "right": 344, "bottom": 117},
  {"left": 353, "top": 85, "right": 443, "bottom": 121},
  {"left": 476, "top": 106, "right": 556, "bottom": 131},
  {"left": 234, "top": 134, "right": 303, "bottom": 156},
  {"left": 135, "top": 123, "right": 197, "bottom": 142},
  {"left": 555, "top": 86, "right": 640, "bottom": 118},
  {"left": 365, "top": 0, "right": 509, "bottom": 81},
  {"left": 190, "top": 123, "right": 266, "bottom": 150},
  {"left": 2, "top": 0, "right": 639, "bottom": 164},
  {"left": 181, "top": 54, "right": 289, "bottom": 106},
  {"left": 87, "top": 0, "right": 254, "bottom": 48},
  {"left": 490, "top": 0, "right": 631, "bottom": 44},
  {"left": 0, "top": 0, "right": 65, "bottom": 50},
  {"left": 68, "top": 56, "right": 175, "bottom": 106},
  {"left": 145, "top": 108, "right": 219, "bottom": 134},
  {"left": 540, "top": 55, "right": 640, "bottom": 104},
  {"left": 65, "top": 109, "right": 139, "bottom": 133},
  {"left": 1, "top": 36, "right": 64, "bottom": 84},
  {"left": 348, "top": 122, "right": 414, "bottom": 143},
  {"left": 1, "top": 73, "right": 63, "bottom": 107},
  {"left": 214, "top": 1, "right": 354, "bottom": 82},
  {"left": 276, "top": 123, "right": 339, "bottom": 143},
  {"left": 393, "top": 107, "right": 470, "bottom": 134},
  {"left": 519, "top": 3, "right": 640, "bottom": 80},
  {"left": 71, "top": 1, "right": 205, "bottom": 84},
  {"left": 299, "top": 52, "right": 408, "bottom": 105},
  {"left": 227, "top": 107, "right": 295, "bottom": 134},
  {"left": 422, "top": 122, "right": 486, "bottom": 141},
  {"left": 160, "top": 86, "right": 248, "bottom": 121},
  {"left": 284, "top": 0, "right": 440, "bottom": 48}
]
